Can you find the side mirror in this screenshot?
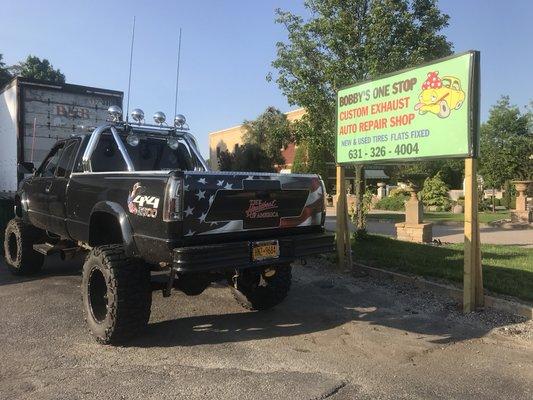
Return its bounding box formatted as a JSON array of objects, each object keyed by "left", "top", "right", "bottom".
[{"left": 18, "top": 161, "right": 35, "bottom": 174}]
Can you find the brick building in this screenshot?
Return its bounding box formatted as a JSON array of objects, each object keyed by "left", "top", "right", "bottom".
[{"left": 208, "top": 108, "right": 305, "bottom": 171}]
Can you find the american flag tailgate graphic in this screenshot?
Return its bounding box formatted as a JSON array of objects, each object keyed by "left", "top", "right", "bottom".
[{"left": 182, "top": 172, "right": 324, "bottom": 236}]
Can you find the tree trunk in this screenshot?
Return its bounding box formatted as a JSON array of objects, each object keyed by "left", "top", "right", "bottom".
[
  {"left": 492, "top": 188, "right": 496, "bottom": 213},
  {"left": 354, "top": 165, "right": 365, "bottom": 232}
]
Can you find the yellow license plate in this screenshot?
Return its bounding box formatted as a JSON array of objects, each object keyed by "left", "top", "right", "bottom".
[{"left": 252, "top": 240, "right": 280, "bottom": 261}]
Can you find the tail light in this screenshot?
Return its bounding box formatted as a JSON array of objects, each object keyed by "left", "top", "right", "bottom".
[
  {"left": 319, "top": 177, "right": 327, "bottom": 226},
  {"left": 163, "top": 176, "right": 183, "bottom": 221}
]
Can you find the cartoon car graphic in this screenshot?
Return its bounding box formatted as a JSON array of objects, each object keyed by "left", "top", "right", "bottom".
[{"left": 414, "top": 72, "right": 465, "bottom": 118}]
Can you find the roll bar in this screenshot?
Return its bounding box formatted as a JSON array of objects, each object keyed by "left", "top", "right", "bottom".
[
  {"left": 81, "top": 124, "right": 209, "bottom": 173},
  {"left": 82, "top": 125, "right": 135, "bottom": 172},
  {"left": 182, "top": 132, "right": 209, "bottom": 171}
]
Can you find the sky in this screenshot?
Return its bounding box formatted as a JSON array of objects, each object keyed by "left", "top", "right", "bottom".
[{"left": 1, "top": 0, "right": 532, "bottom": 158}]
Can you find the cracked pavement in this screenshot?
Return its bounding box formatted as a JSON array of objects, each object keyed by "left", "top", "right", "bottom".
[{"left": 0, "top": 255, "right": 532, "bottom": 399}]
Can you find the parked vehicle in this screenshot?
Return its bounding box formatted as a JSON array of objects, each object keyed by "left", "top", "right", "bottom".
[
  {"left": 3, "top": 107, "right": 334, "bottom": 344},
  {"left": 0, "top": 77, "right": 123, "bottom": 194}
]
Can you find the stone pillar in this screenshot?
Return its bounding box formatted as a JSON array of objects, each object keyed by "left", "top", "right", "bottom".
[
  {"left": 511, "top": 180, "right": 532, "bottom": 223},
  {"left": 377, "top": 182, "right": 387, "bottom": 199},
  {"left": 395, "top": 186, "right": 433, "bottom": 243}
]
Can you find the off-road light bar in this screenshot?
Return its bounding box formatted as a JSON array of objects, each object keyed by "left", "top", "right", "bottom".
[{"left": 107, "top": 105, "right": 123, "bottom": 122}]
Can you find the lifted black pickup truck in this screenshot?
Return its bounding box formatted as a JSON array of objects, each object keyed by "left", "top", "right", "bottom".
[{"left": 3, "top": 110, "right": 334, "bottom": 344}]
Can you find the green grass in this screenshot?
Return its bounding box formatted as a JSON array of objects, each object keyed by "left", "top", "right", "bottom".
[
  {"left": 352, "top": 235, "right": 533, "bottom": 302},
  {"left": 367, "top": 211, "right": 510, "bottom": 224}
]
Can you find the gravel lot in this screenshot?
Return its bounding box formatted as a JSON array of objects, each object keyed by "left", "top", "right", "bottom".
[{"left": 0, "top": 255, "right": 532, "bottom": 399}]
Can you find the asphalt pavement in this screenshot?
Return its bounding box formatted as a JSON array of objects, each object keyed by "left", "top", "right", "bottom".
[{"left": 0, "top": 255, "right": 532, "bottom": 400}]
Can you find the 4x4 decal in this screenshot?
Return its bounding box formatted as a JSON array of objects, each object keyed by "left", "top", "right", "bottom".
[{"left": 127, "top": 182, "right": 160, "bottom": 218}]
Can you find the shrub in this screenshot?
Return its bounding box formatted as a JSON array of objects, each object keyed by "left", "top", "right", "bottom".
[
  {"left": 349, "top": 188, "right": 374, "bottom": 238},
  {"left": 389, "top": 188, "right": 410, "bottom": 199},
  {"left": 421, "top": 173, "right": 450, "bottom": 209},
  {"left": 501, "top": 181, "right": 516, "bottom": 209},
  {"left": 374, "top": 196, "right": 406, "bottom": 211}
]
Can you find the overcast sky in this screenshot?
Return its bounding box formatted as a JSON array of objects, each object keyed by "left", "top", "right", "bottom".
[{"left": 1, "top": 0, "right": 532, "bottom": 157}]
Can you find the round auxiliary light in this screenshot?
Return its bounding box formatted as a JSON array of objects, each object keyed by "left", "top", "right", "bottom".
[
  {"left": 107, "top": 105, "right": 123, "bottom": 122},
  {"left": 174, "top": 114, "right": 186, "bottom": 127},
  {"left": 167, "top": 137, "right": 180, "bottom": 150},
  {"left": 126, "top": 134, "right": 140, "bottom": 147},
  {"left": 153, "top": 111, "right": 166, "bottom": 125},
  {"left": 131, "top": 108, "right": 145, "bottom": 123}
]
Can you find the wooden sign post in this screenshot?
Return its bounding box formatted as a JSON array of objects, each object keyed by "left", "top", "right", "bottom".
[
  {"left": 463, "top": 158, "right": 483, "bottom": 312},
  {"left": 335, "top": 165, "right": 351, "bottom": 269}
]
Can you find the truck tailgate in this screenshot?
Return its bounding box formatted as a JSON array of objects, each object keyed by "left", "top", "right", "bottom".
[{"left": 182, "top": 172, "right": 325, "bottom": 237}]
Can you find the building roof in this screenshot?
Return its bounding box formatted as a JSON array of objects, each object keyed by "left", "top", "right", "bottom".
[
  {"left": 364, "top": 169, "right": 389, "bottom": 180},
  {"left": 0, "top": 76, "right": 123, "bottom": 97},
  {"left": 208, "top": 108, "right": 306, "bottom": 138}
]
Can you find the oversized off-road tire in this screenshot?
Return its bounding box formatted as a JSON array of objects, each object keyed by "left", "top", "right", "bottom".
[
  {"left": 232, "top": 265, "right": 292, "bottom": 311},
  {"left": 82, "top": 245, "right": 152, "bottom": 345},
  {"left": 3, "top": 218, "right": 44, "bottom": 275}
]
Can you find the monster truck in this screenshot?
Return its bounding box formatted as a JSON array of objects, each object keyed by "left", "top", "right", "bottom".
[{"left": 3, "top": 108, "right": 334, "bottom": 345}]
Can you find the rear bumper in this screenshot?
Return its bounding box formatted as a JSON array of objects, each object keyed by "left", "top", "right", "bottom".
[{"left": 173, "top": 232, "right": 335, "bottom": 273}]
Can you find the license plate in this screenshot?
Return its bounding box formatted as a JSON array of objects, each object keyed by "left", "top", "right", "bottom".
[{"left": 251, "top": 240, "right": 280, "bottom": 261}]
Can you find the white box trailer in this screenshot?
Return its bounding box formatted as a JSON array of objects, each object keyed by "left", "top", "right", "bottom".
[{"left": 0, "top": 77, "right": 123, "bottom": 194}]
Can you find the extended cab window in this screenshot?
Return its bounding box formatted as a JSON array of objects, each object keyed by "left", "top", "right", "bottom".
[
  {"left": 56, "top": 140, "right": 79, "bottom": 177},
  {"left": 90, "top": 133, "right": 200, "bottom": 172},
  {"left": 91, "top": 135, "right": 127, "bottom": 172},
  {"left": 126, "top": 137, "right": 195, "bottom": 171},
  {"left": 36, "top": 143, "right": 65, "bottom": 177}
]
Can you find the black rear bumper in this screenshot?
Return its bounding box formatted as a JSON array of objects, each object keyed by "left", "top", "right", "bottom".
[{"left": 173, "top": 232, "right": 335, "bottom": 273}]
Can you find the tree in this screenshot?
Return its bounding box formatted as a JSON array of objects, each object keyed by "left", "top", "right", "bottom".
[
  {"left": 10, "top": 55, "right": 65, "bottom": 83},
  {"left": 218, "top": 144, "right": 275, "bottom": 172},
  {"left": 217, "top": 149, "right": 235, "bottom": 171},
  {"left": 385, "top": 158, "right": 464, "bottom": 188},
  {"left": 242, "top": 107, "right": 292, "bottom": 167},
  {"left": 291, "top": 141, "right": 309, "bottom": 173},
  {"left": 479, "top": 96, "right": 533, "bottom": 189},
  {"left": 270, "top": 0, "right": 452, "bottom": 159},
  {"left": 270, "top": 0, "right": 453, "bottom": 230},
  {"left": 421, "top": 172, "right": 450, "bottom": 209},
  {"left": 0, "top": 54, "right": 12, "bottom": 87}
]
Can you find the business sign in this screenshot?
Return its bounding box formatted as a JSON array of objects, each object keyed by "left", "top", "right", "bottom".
[{"left": 336, "top": 51, "right": 479, "bottom": 164}]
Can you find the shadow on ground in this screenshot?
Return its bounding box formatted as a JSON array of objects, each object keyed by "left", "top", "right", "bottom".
[
  {"left": 0, "top": 255, "right": 525, "bottom": 350},
  {"left": 131, "top": 269, "right": 515, "bottom": 348},
  {"left": 0, "top": 254, "right": 83, "bottom": 287}
]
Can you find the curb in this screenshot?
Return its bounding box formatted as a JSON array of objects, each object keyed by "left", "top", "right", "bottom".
[
  {"left": 353, "top": 262, "right": 533, "bottom": 320},
  {"left": 366, "top": 218, "right": 507, "bottom": 228}
]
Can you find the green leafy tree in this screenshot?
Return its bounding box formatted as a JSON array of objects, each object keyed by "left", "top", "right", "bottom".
[
  {"left": 10, "top": 55, "right": 65, "bottom": 83},
  {"left": 421, "top": 172, "right": 450, "bottom": 209},
  {"left": 242, "top": 107, "right": 292, "bottom": 167},
  {"left": 270, "top": 0, "right": 452, "bottom": 230},
  {"left": 292, "top": 141, "right": 309, "bottom": 173},
  {"left": 291, "top": 139, "right": 331, "bottom": 190},
  {"left": 218, "top": 144, "right": 275, "bottom": 172},
  {"left": 0, "top": 54, "right": 12, "bottom": 87},
  {"left": 217, "top": 149, "right": 235, "bottom": 171},
  {"left": 385, "top": 158, "right": 464, "bottom": 188},
  {"left": 479, "top": 96, "right": 533, "bottom": 190},
  {"left": 270, "top": 0, "right": 452, "bottom": 160}
]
